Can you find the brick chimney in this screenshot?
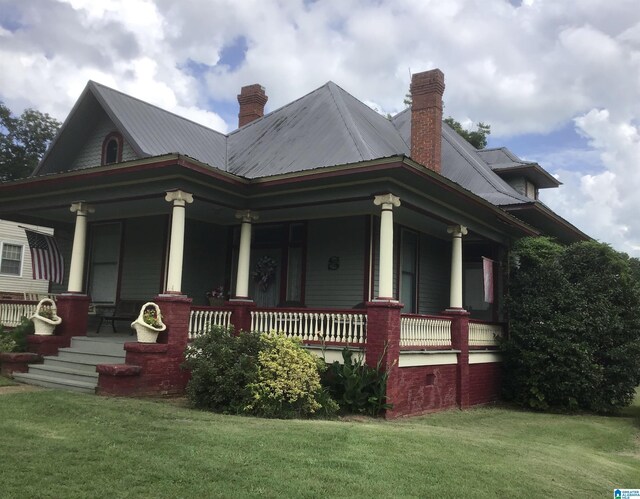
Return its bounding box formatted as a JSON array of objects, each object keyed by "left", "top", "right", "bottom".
[
  {"left": 237, "top": 84, "right": 268, "bottom": 127},
  {"left": 410, "top": 69, "right": 445, "bottom": 173}
]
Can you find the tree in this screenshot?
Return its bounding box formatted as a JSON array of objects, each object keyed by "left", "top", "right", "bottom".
[
  {"left": 503, "top": 237, "right": 640, "bottom": 413},
  {"left": 443, "top": 117, "right": 490, "bottom": 149},
  {"left": 0, "top": 102, "right": 61, "bottom": 181}
]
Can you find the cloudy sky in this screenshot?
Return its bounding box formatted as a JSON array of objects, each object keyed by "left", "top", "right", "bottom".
[{"left": 1, "top": 0, "right": 639, "bottom": 255}]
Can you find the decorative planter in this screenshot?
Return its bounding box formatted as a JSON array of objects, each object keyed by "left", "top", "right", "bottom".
[
  {"left": 30, "top": 298, "right": 62, "bottom": 336},
  {"left": 130, "top": 302, "right": 166, "bottom": 343}
]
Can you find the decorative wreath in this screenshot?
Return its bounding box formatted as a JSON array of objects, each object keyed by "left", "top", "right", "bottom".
[{"left": 252, "top": 256, "right": 277, "bottom": 292}]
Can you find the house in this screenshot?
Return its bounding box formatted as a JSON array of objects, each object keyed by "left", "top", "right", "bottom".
[
  {"left": 0, "top": 69, "right": 587, "bottom": 417},
  {"left": 0, "top": 219, "right": 53, "bottom": 300}
]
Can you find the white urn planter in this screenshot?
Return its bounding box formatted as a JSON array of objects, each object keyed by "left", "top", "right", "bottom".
[
  {"left": 131, "top": 302, "right": 166, "bottom": 343},
  {"left": 30, "top": 298, "right": 62, "bottom": 336}
]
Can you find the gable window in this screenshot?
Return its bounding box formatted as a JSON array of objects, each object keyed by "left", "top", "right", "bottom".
[
  {"left": 525, "top": 180, "right": 537, "bottom": 200},
  {"left": 102, "top": 132, "right": 123, "bottom": 165},
  {"left": 1, "top": 242, "right": 23, "bottom": 276}
]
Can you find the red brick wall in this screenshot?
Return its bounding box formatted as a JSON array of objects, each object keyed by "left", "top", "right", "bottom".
[
  {"left": 469, "top": 363, "right": 502, "bottom": 406},
  {"left": 389, "top": 365, "right": 458, "bottom": 417}
]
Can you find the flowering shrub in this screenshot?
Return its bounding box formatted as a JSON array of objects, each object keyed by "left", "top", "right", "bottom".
[
  {"left": 183, "top": 327, "right": 337, "bottom": 418},
  {"left": 205, "top": 285, "right": 226, "bottom": 301},
  {"left": 246, "top": 333, "right": 337, "bottom": 418},
  {"left": 0, "top": 318, "right": 33, "bottom": 353}
]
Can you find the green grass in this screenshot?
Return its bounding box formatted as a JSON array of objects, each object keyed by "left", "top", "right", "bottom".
[
  {"left": 0, "top": 390, "right": 637, "bottom": 498},
  {"left": 0, "top": 375, "right": 17, "bottom": 386}
]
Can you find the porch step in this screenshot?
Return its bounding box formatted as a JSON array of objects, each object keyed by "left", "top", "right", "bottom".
[
  {"left": 12, "top": 372, "right": 97, "bottom": 394},
  {"left": 13, "top": 335, "right": 127, "bottom": 394}
]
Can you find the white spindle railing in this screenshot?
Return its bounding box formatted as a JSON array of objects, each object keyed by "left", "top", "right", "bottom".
[
  {"left": 469, "top": 322, "right": 504, "bottom": 347},
  {"left": 250, "top": 310, "right": 366, "bottom": 344},
  {"left": 469, "top": 322, "right": 503, "bottom": 347},
  {"left": 400, "top": 315, "right": 452, "bottom": 347},
  {"left": 0, "top": 301, "right": 38, "bottom": 328},
  {"left": 188, "top": 308, "right": 233, "bottom": 340}
]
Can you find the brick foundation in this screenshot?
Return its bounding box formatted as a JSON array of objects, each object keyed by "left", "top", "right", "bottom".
[
  {"left": 392, "top": 364, "right": 458, "bottom": 417},
  {"left": 0, "top": 352, "right": 42, "bottom": 377},
  {"left": 226, "top": 300, "right": 255, "bottom": 333},
  {"left": 469, "top": 362, "right": 502, "bottom": 406}
]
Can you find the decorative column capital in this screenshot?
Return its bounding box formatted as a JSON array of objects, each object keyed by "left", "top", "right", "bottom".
[
  {"left": 447, "top": 224, "right": 468, "bottom": 237},
  {"left": 165, "top": 190, "right": 194, "bottom": 206},
  {"left": 70, "top": 202, "right": 95, "bottom": 215},
  {"left": 373, "top": 193, "right": 401, "bottom": 209},
  {"left": 235, "top": 210, "right": 259, "bottom": 223}
]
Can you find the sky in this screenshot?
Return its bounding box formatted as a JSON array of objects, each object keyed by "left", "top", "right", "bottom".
[{"left": 1, "top": 0, "right": 639, "bottom": 255}]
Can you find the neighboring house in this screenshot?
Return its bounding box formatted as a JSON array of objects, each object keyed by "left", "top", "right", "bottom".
[
  {"left": 0, "top": 220, "right": 53, "bottom": 299},
  {"left": 0, "top": 69, "right": 587, "bottom": 416}
]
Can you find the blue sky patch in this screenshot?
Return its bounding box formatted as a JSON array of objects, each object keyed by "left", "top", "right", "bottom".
[{"left": 218, "top": 36, "right": 248, "bottom": 70}]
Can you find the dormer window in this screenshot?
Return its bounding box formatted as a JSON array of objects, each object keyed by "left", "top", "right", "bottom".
[{"left": 102, "top": 132, "right": 123, "bottom": 165}]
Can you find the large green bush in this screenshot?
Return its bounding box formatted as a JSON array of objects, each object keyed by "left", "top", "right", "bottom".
[
  {"left": 503, "top": 237, "right": 640, "bottom": 413},
  {"left": 0, "top": 318, "right": 33, "bottom": 353},
  {"left": 184, "top": 328, "right": 337, "bottom": 418},
  {"left": 183, "top": 326, "right": 263, "bottom": 414}
]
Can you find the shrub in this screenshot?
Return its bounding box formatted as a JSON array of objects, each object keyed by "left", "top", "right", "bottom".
[
  {"left": 322, "top": 348, "right": 392, "bottom": 416},
  {"left": 184, "top": 328, "right": 337, "bottom": 419},
  {"left": 246, "top": 334, "right": 337, "bottom": 418},
  {"left": 0, "top": 318, "right": 33, "bottom": 353},
  {"left": 183, "top": 326, "right": 263, "bottom": 414},
  {"left": 503, "top": 237, "right": 640, "bottom": 413}
]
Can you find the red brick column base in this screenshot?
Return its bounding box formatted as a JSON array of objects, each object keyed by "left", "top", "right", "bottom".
[
  {"left": 444, "top": 308, "right": 470, "bottom": 409},
  {"left": 0, "top": 352, "right": 42, "bottom": 377},
  {"left": 226, "top": 299, "right": 256, "bottom": 333},
  {"left": 365, "top": 301, "right": 402, "bottom": 419},
  {"left": 27, "top": 335, "right": 69, "bottom": 356},
  {"left": 96, "top": 294, "right": 192, "bottom": 397}
]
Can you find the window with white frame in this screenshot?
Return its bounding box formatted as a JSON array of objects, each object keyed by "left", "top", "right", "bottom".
[{"left": 1, "top": 242, "right": 23, "bottom": 276}]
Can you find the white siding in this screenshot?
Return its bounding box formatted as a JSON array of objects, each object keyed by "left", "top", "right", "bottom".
[
  {"left": 71, "top": 113, "right": 138, "bottom": 170},
  {"left": 0, "top": 220, "right": 54, "bottom": 296},
  {"left": 119, "top": 216, "right": 166, "bottom": 300},
  {"left": 305, "top": 217, "right": 365, "bottom": 309}
]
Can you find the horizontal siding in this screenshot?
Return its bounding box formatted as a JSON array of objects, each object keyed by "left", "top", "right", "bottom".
[
  {"left": 0, "top": 220, "right": 54, "bottom": 295},
  {"left": 119, "top": 216, "right": 166, "bottom": 300},
  {"left": 305, "top": 217, "right": 365, "bottom": 309},
  {"left": 71, "top": 112, "right": 138, "bottom": 170}
]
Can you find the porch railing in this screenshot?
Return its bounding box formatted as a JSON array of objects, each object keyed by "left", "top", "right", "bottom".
[
  {"left": 250, "top": 309, "right": 367, "bottom": 344},
  {"left": 469, "top": 321, "right": 504, "bottom": 347},
  {"left": 0, "top": 300, "right": 38, "bottom": 328},
  {"left": 188, "top": 307, "right": 233, "bottom": 340},
  {"left": 400, "top": 314, "right": 452, "bottom": 347}
]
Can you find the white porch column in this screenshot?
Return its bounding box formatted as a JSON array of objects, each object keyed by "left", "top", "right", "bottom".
[
  {"left": 447, "top": 224, "right": 468, "bottom": 309},
  {"left": 373, "top": 194, "right": 401, "bottom": 300},
  {"left": 164, "top": 190, "right": 194, "bottom": 293},
  {"left": 234, "top": 210, "right": 258, "bottom": 299},
  {"left": 68, "top": 202, "right": 94, "bottom": 293}
]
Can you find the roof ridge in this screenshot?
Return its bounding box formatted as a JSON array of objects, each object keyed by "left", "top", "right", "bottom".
[
  {"left": 441, "top": 124, "right": 528, "bottom": 203},
  {"left": 88, "top": 80, "right": 228, "bottom": 139},
  {"left": 229, "top": 82, "right": 334, "bottom": 136},
  {"left": 326, "top": 82, "right": 371, "bottom": 160}
]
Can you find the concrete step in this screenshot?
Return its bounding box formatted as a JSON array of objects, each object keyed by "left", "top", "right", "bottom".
[
  {"left": 56, "top": 348, "right": 126, "bottom": 365},
  {"left": 12, "top": 372, "right": 96, "bottom": 394},
  {"left": 28, "top": 364, "right": 99, "bottom": 384},
  {"left": 70, "top": 336, "right": 127, "bottom": 356}
]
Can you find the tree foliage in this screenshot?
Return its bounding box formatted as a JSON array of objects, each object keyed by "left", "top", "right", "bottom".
[
  {"left": 0, "top": 101, "right": 61, "bottom": 181},
  {"left": 503, "top": 237, "right": 640, "bottom": 413},
  {"left": 443, "top": 117, "right": 491, "bottom": 149}
]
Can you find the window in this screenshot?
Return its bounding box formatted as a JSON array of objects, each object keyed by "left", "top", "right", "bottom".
[
  {"left": 1, "top": 243, "right": 23, "bottom": 276},
  {"left": 400, "top": 230, "right": 418, "bottom": 313},
  {"left": 525, "top": 180, "right": 537, "bottom": 200},
  {"left": 101, "top": 132, "right": 123, "bottom": 165}
]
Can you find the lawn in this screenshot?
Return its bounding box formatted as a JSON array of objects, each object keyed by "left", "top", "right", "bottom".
[
  {"left": 0, "top": 374, "right": 16, "bottom": 387},
  {"left": 0, "top": 389, "right": 637, "bottom": 498}
]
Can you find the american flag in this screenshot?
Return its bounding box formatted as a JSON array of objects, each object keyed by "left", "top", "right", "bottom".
[{"left": 25, "top": 229, "right": 64, "bottom": 284}]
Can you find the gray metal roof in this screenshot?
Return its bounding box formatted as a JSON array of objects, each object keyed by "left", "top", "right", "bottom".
[
  {"left": 37, "top": 80, "right": 546, "bottom": 207},
  {"left": 228, "top": 82, "right": 409, "bottom": 178},
  {"left": 90, "top": 81, "right": 228, "bottom": 169}
]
